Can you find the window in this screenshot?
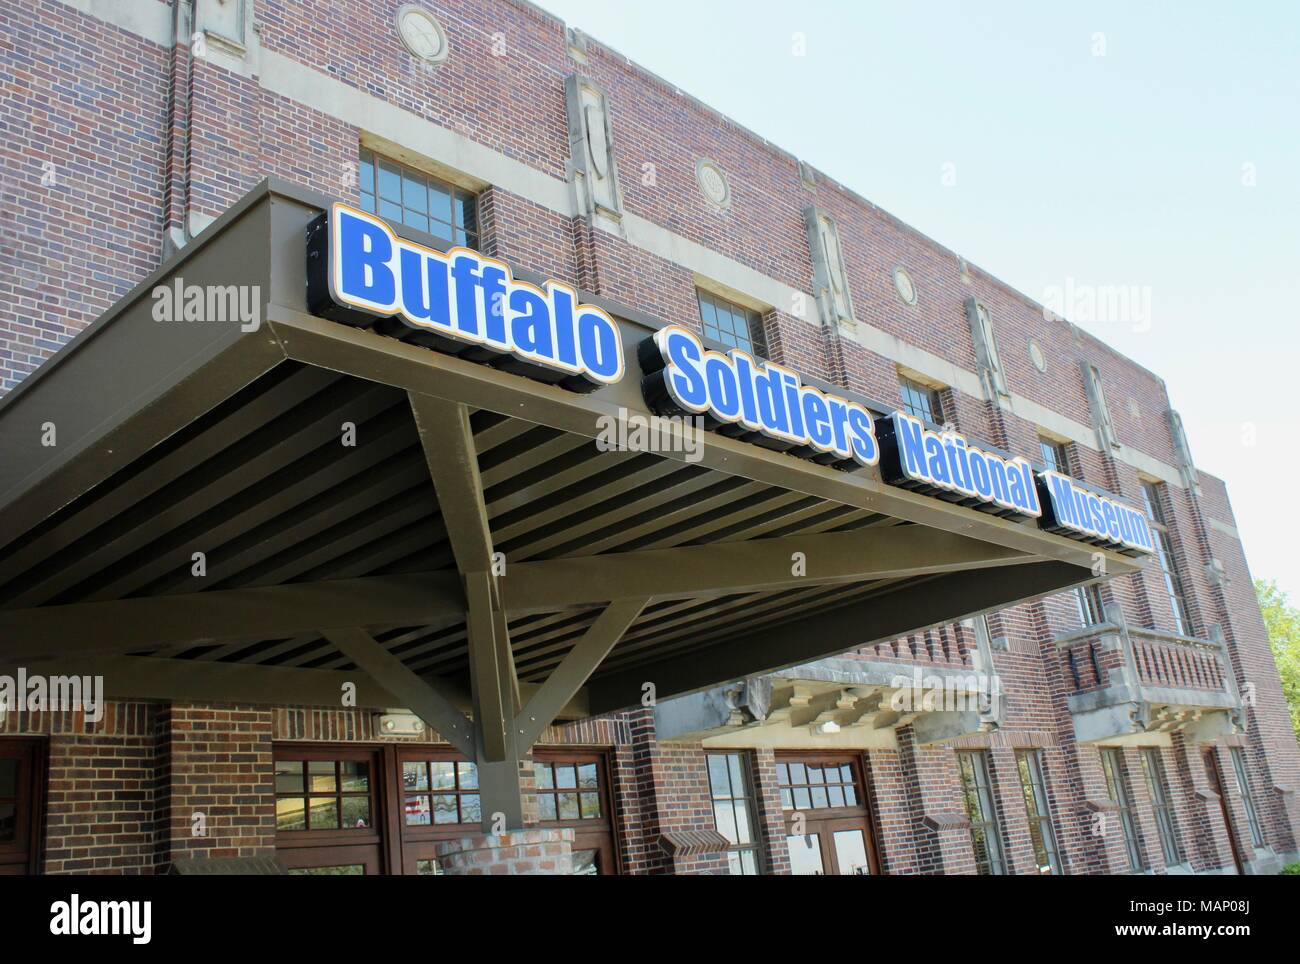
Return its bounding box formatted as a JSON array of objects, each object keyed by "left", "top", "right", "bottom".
[
  {"left": 1140, "top": 481, "right": 1193, "bottom": 636},
  {"left": 403, "top": 758, "right": 480, "bottom": 826},
  {"left": 275, "top": 756, "right": 374, "bottom": 831},
  {"left": 1140, "top": 748, "right": 1182, "bottom": 866},
  {"left": 707, "top": 753, "right": 762, "bottom": 875},
  {"left": 777, "top": 754, "right": 877, "bottom": 874},
  {"left": 1016, "top": 750, "right": 1061, "bottom": 874},
  {"left": 1039, "top": 436, "right": 1070, "bottom": 474},
  {"left": 1075, "top": 584, "right": 1107, "bottom": 626},
  {"left": 359, "top": 147, "right": 479, "bottom": 249},
  {"left": 1230, "top": 747, "right": 1264, "bottom": 848},
  {"left": 1100, "top": 748, "right": 1145, "bottom": 871},
  {"left": 899, "top": 375, "right": 945, "bottom": 424},
  {"left": 956, "top": 751, "right": 1006, "bottom": 875},
  {"left": 274, "top": 747, "right": 384, "bottom": 875},
  {"left": 532, "top": 751, "right": 618, "bottom": 875},
  {"left": 696, "top": 289, "right": 766, "bottom": 357},
  {"left": 532, "top": 758, "right": 603, "bottom": 823}
]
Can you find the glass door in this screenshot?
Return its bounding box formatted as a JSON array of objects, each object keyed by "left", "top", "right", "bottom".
[{"left": 776, "top": 753, "right": 880, "bottom": 875}]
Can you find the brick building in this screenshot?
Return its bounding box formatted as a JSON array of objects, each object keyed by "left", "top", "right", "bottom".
[{"left": 0, "top": 0, "right": 1296, "bottom": 876}]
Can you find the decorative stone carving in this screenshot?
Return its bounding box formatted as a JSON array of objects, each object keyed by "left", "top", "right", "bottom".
[
  {"left": 1028, "top": 338, "right": 1047, "bottom": 373},
  {"left": 395, "top": 4, "right": 449, "bottom": 66},
  {"left": 195, "top": 0, "right": 248, "bottom": 56},
  {"left": 695, "top": 158, "right": 731, "bottom": 210},
  {"left": 804, "top": 206, "right": 854, "bottom": 328},
  {"left": 1081, "top": 361, "right": 1119, "bottom": 450},
  {"left": 893, "top": 267, "right": 917, "bottom": 306},
  {"left": 1167, "top": 409, "right": 1200, "bottom": 492},
  {"left": 965, "top": 297, "right": 1010, "bottom": 402},
  {"left": 565, "top": 74, "right": 624, "bottom": 230}
]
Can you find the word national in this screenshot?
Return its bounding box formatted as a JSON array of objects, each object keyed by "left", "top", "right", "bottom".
[
  {"left": 880, "top": 411, "right": 1041, "bottom": 518},
  {"left": 640, "top": 325, "right": 880, "bottom": 468},
  {"left": 315, "top": 203, "right": 624, "bottom": 391},
  {"left": 1037, "top": 470, "right": 1153, "bottom": 554}
]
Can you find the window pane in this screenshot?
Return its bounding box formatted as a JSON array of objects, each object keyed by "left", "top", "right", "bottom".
[
  {"left": 579, "top": 792, "right": 601, "bottom": 818},
  {"left": 403, "top": 761, "right": 428, "bottom": 792},
  {"left": 403, "top": 171, "right": 428, "bottom": 213},
  {"left": 405, "top": 795, "right": 431, "bottom": 826},
  {"left": 708, "top": 755, "right": 732, "bottom": 798},
  {"left": 308, "top": 760, "right": 336, "bottom": 792},
  {"left": 358, "top": 149, "right": 374, "bottom": 192},
  {"left": 379, "top": 199, "right": 403, "bottom": 222},
  {"left": 289, "top": 864, "right": 363, "bottom": 875},
  {"left": 340, "top": 761, "right": 368, "bottom": 792},
  {"left": 308, "top": 797, "right": 338, "bottom": 830},
  {"left": 458, "top": 761, "right": 478, "bottom": 790},
  {"left": 538, "top": 794, "right": 558, "bottom": 821},
  {"left": 714, "top": 802, "right": 738, "bottom": 843},
  {"left": 432, "top": 794, "right": 458, "bottom": 824},
  {"left": 428, "top": 182, "right": 453, "bottom": 227},
  {"left": 341, "top": 795, "right": 371, "bottom": 830},
  {"left": 429, "top": 761, "right": 455, "bottom": 790},
  {"left": 577, "top": 764, "right": 598, "bottom": 789},
  {"left": 786, "top": 834, "right": 824, "bottom": 875},
  {"left": 533, "top": 762, "right": 554, "bottom": 790},
  {"left": 460, "top": 793, "right": 481, "bottom": 824},
  {"left": 558, "top": 792, "right": 580, "bottom": 820},
  {"left": 275, "top": 760, "right": 303, "bottom": 794},
  {"left": 833, "top": 830, "right": 870, "bottom": 875},
  {"left": 276, "top": 797, "right": 306, "bottom": 831},
  {"left": 555, "top": 765, "right": 577, "bottom": 789},
  {"left": 378, "top": 160, "right": 402, "bottom": 202}
]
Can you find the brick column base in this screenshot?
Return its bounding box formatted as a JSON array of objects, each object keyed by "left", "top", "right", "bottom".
[{"left": 433, "top": 829, "right": 574, "bottom": 875}]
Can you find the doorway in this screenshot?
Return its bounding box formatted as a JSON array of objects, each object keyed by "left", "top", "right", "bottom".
[{"left": 776, "top": 753, "right": 879, "bottom": 874}]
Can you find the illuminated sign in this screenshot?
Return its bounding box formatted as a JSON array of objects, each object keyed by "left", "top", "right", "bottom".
[
  {"left": 307, "top": 203, "right": 623, "bottom": 392},
  {"left": 877, "top": 411, "right": 1041, "bottom": 520},
  {"left": 1036, "top": 470, "right": 1154, "bottom": 555},
  {"left": 305, "top": 202, "right": 1153, "bottom": 556},
  {"left": 640, "top": 325, "right": 879, "bottom": 469}
]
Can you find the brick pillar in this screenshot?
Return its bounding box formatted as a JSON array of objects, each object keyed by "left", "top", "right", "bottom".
[
  {"left": 434, "top": 829, "right": 574, "bottom": 875},
  {"left": 751, "top": 748, "right": 791, "bottom": 875},
  {"left": 898, "top": 728, "right": 976, "bottom": 873},
  {"left": 158, "top": 702, "right": 275, "bottom": 869}
]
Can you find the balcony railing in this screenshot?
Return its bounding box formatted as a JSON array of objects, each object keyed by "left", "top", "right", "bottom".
[{"left": 1055, "top": 610, "right": 1243, "bottom": 744}]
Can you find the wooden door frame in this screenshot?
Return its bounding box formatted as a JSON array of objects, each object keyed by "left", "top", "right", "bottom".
[
  {"left": 531, "top": 746, "right": 622, "bottom": 875},
  {"left": 0, "top": 736, "right": 47, "bottom": 876},
  {"left": 775, "top": 750, "right": 882, "bottom": 875},
  {"left": 272, "top": 743, "right": 387, "bottom": 873},
  {"left": 1202, "top": 747, "right": 1245, "bottom": 874}
]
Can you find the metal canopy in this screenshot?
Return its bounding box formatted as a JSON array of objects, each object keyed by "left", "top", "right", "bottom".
[{"left": 0, "top": 179, "right": 1140, "bottom": 826}]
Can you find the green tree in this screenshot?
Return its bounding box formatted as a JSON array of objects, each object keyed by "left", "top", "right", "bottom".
[{"left": 1256, "top": 579, "right": 1300, "bottom": 742}]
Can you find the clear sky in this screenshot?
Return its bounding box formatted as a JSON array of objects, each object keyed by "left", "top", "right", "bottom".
[{"left": 537, "top": 0, "right": 1300, "bottom": 601}]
